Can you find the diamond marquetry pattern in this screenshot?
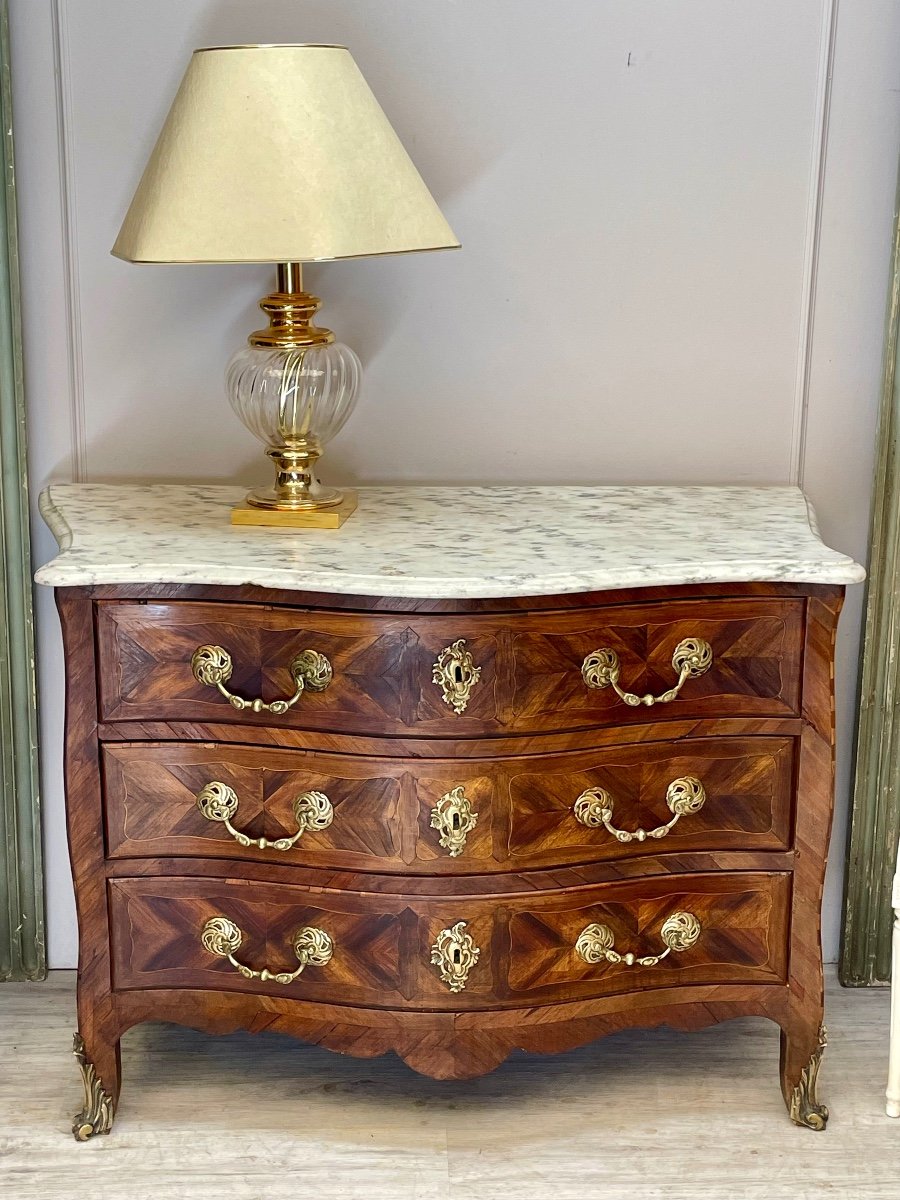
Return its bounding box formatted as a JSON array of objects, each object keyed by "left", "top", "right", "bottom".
[
  {"left": 111, "top": 879, "right": 404, "bottom": 1001},
  {"left": 109, "top": 872, "right": 791, "bottom": 1010},
  {"left": 508, "top": 737, "right": 795, "bottom": 860},
  {"left": 103, "top": 736, "right": 796, "bottom": 872},
  {"left": 103, "top": 744, "right": 407, "bottom": 865},
  {"left": 98, "top": 604, "right": 501, "bottom": 733},
  {"left": 509, "top": 606, "right": 802, "bottom": 727},
  {"left": 97, "top": 598, "right": 802, "bottom": 735},
  {"left": 507, "top": 877, "right": 789, "bottom": 995}
]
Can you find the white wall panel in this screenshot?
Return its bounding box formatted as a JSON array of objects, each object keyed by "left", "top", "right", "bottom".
[{"left": 8, "top": 0, "right": 899, "bottom": 967}]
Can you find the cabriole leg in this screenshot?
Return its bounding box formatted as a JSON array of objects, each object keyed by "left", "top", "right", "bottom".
[
  {"left": 780, "top": 1023, "right": 828, "bottom": 1131},
  {"left": 72, "top": 1031, "right": 119, "bottom": 1140}
]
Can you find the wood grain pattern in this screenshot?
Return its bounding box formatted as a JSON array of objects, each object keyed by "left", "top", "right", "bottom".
[
  {"left": 102, "top": 735, "right": 796, "bottom": 872},
  {"left": 111, "top": 982, "right": 792, "bottom": 1082},
  {"left": 57, "top": 591, "right": 121, "bottom": 1109},
  {"left": 95, "top": 713, "right": 806, "bottom": 756},
  {"left": 107, "top": 871, "right": 789, "bottom": 1010},
  {"left": 75, "top": 578, "right": 839, "bottom": 612},
  {"left": 54, "top": 579, "right": 845, "bottom": 1130},
  {"left": 95, "top": 597, "right": 804, "bottom": 735},
  {"left": 777, "top": 590, "right": 843, "bottom": 1114},
  {"left": 102, "top": 849, "right": 797, "bottom": 895}
]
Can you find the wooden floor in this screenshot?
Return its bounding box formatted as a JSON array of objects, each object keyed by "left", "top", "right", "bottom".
[{"left": 0, "top": 970, "right": 896, "bottom": 1199}]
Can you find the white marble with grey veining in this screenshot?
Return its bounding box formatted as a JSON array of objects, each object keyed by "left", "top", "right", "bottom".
[{"left": 35, "top": 482, "right": 865, "bottom": 597}]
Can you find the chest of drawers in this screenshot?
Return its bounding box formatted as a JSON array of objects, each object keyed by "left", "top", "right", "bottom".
[{"left": 36, "top": 483, "right": 864, "bottom": 1139}]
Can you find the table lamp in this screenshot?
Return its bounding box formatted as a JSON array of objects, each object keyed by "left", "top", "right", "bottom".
[{"left": 112, "top": 44, "right": 460, "bottom": 527}]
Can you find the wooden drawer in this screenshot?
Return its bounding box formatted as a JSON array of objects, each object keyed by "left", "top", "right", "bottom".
[
  {"left": 108, "top": 871, "right": 789, "bottom": 1011},
  {"left": 504, "top": 735, "right": 795, "bottom": 864},
  {"left": 102, "top": 736, "right": 796, "bottom": 872},
  {"left": 95, "top": 597, "right": 803, "bottom": 736}
]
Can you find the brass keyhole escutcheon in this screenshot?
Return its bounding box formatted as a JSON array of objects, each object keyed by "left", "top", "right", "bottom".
[
  {"left": 432, "top": 640, "right": 482, "bottom": 715},
  {"left": 430, "top": 786, "right": 478, "bottom": 857},
  {"left": 430, "top": 921, "right": 480, "bottom": 992}
]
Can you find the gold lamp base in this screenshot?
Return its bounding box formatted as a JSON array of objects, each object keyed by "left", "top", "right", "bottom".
[
  {"left": 227, "top": 265, "right": 362, "bottom": 531},
  {"left": 246, "top": 443, "right": 345, "bottom": 509},
  {"left": 232, "top": 490, "right": 358, "bottom": 528}
]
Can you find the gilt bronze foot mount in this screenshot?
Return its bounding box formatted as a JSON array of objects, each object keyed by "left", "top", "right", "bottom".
[
  {"left": 788, "top": 1025, "right": 829, "bottom": 1131},
  {"left": 72, "top": 1033, "right": 115, "bottom": 1141}
]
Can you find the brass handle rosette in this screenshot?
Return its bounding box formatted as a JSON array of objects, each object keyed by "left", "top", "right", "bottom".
[
  {"left": 196, "top": 781, "right": 334, "bottom": 851},
  {"left": 581, "top": 638, "right": 713, "bottom": 707},
  {"left": 573, "top": 776, "right": 706, "bottom": 844},
  {"left": 575, "top": 911, "right": 701, "bottom": 969},
  {"left": 191, "top": 644, "right": 332, "bottom": 714},
  {"left": 200, "top": 915, "right": 333, "bottom": 984}
]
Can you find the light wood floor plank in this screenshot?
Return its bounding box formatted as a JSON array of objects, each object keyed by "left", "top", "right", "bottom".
[{"left": 0, "top": 970, "right": 894, "bottom": 1199}]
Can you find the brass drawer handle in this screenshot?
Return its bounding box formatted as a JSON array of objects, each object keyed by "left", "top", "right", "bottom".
[
  {"left": 581, "top": 638, "right": 713, "bottom": 707},
  {"left": 430, "top": 786, "right": 478, "bottom": 857},
  {"left": 196, "top": 781, "right": 334, "bottom": 851},
  {"left": 432, "top": 639, "right": 481, "bottom": 715},
  {"left": 200, "top": 915, "right": 333, "bottom": 984},
  {"left": 576, "top": 911, "right": 701, "bottom": 968},
  {"left": 430, "top": 921, "right": 480, "bottom": 992},
  {"left": 191, "top": 645, "right": 332, "bottom": 714},
  {"left": 573, "top": 776, "right": 706, "bottom": 843}
]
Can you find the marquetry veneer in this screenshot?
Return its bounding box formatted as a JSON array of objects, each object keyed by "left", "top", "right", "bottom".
[
  {"left": 55, "top": 577, "right": 843, "bottom": 1139},
  {"left": 96, "top": 596, "right": 804, "bottom": 734},
  {"left": 102, "top": 736, "right": 796, "bottom": 870},
  {"left": 108, "top": 871, "right": 790, "bottom": 1006}
]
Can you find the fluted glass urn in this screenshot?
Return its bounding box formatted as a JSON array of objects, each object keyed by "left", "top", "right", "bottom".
[{"left": 226, "top": 263, "right": 361, "bottom": 511}]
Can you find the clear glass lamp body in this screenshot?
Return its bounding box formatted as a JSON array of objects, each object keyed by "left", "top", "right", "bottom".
[{"left": 226, "top": 341, "right": 361, "bottom": 510}]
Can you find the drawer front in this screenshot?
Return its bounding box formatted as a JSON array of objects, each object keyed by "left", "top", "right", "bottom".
[
  {"left": 504, "top": 734, "right": 795, "bottom": 863},
  {"left": 103, "top": 743, "right": 493, "bottom": 872},
  {"left": 102, "top": 736, "right": 796, "bottom": 872},
  {"left": 502, "top": 871, "right": 789, "bottom": 1000},
  {"left": 96, "top": 597, "right": 803, "bottom": 736},
  {"left": 109, "top": 871, "right": 789, "bottom": 1010}
]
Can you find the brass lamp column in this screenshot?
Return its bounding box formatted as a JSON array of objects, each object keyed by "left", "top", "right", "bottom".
[
  {"left": 227, "top": 261, "right": 361, "bottom": 519},
  {"left": 111, "top": 44, "right": 460, "bottom": 528}
]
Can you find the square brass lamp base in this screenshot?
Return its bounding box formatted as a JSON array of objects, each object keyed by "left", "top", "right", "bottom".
[{"left": 231, "top": 491, "right": 358, "bottom": 529}]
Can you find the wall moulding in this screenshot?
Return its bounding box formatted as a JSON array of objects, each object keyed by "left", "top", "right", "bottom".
[
  {"left": 0, "top": 0, "right": 44, "bottom": 981},
  {"left": 841, "top": 163, "right": 900, "bottom": 986}
]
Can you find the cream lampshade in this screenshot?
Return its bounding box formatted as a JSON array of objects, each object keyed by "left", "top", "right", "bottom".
[{"left": 113, "top": 44, "right": 459, "bottom": 525}]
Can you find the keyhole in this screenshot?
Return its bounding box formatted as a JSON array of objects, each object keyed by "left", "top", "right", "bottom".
[
  {"left": 453, "top": 664, "right": 464, "bottom": 684},
  {"left": 451, "top": 812, "right": 461, "bottom": 830},
  {"left": 450, "top": 946, "right": 462, "bottom": 965}
]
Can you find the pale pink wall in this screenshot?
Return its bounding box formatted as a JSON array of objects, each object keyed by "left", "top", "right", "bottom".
[{"left": 9, "top": 0, "right": 900, "bottom": 966}]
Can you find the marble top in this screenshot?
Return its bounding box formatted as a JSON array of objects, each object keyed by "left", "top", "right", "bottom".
[{"left": 35, "top": 483, "right": 865, "bottom": 597}]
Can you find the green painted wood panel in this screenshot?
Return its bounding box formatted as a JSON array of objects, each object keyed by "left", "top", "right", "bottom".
[
  {"left": 840, "top": 165, "right": 900, "bottom": 986},
  {"left": 0, "top": 0, "right": 44, "bottom": 981}
]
